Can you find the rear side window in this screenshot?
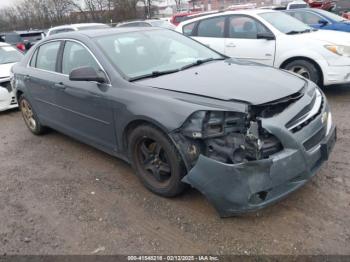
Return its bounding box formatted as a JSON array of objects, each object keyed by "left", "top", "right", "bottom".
[
  {"left": 62, "top": 41, "right": 100, "bottom": 75},
  {"left": 183, "top": 22, "right": 196, "bottom": 36},
  {"left": 197, "top": 16, "right": 225, "bottom": 38},
  {"left": 35, "top": 41, "right": 61, "bottom": 72}
]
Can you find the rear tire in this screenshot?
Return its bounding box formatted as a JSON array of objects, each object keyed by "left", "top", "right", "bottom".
[
  {"left": 19, "top": 94, "right": 47, "bottom": 135},
  {"left": 128, "top": 124, "right": 187, "bottom": 197},
  {"left": 283, "top": 59, "right": 322, "bottom": 86}
]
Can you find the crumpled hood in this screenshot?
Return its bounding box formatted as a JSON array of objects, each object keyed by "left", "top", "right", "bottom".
[
  {"left": 296, "top": 30, "right": 350, "bottom": 45},
  {"left": 136, "top": 60, "right": 306, "bottom": 105},
  {"left": 0, "top": 63, "right": 15, "bottom": 79}
]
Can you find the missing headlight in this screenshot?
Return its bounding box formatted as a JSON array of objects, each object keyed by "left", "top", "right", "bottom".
[{"left": 176, "top": 111, "right": 283, "bottom": 166}]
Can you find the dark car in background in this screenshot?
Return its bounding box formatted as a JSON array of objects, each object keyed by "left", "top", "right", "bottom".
[
  {"left": 12, "top": 28, "right": 336, "bottom": 217},
  {"left": 0, "top": 30, "right": 44, "bottom": 52},
  {"left": 285, "top": 8, "right": 350, "bottom": 32}
]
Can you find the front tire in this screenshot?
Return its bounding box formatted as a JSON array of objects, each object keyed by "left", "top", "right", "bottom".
[
  {"left": 128, "top": 125, "right": 187, "bottom": 197},
  {"left": 283, "top": 59, "right": 322, "bottom": 86},
  {"left": 19, "top": 94, "right": 47, "bottom": 135}
]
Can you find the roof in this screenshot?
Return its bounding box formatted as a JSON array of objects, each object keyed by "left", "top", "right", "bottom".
[
  {"left": 178, "top": 9, "right": 278, "bottom": 25},
  {"left": 47, "top": 27, "right": 161, "bottom": 40}
]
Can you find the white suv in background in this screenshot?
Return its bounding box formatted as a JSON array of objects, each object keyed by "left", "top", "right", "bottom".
[
  {"left": 176, "top": 10, "right": 350, "bottom": 86},
  {"left": 47, "top": 23, "right": 110, "bottom": 37}
]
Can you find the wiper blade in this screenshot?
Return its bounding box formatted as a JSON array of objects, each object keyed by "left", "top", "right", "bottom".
[
  {"left": 181, "top": 57, "right": 225, "bottom": 70},
  {"left": 129, "top": 57, "right": 225, "bottom": 81},
  {"left": 286, "top": 29, "right": 312, "bottom": 35},
  {"left": 129, "top": 69, "right": 179, "bottom": 81}
]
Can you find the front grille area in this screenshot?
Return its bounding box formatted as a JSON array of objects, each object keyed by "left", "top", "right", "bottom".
[
  {"left": 286, "top": 89, "right": 323, "bottom": 133},
  {"left": 0, "top": 81, "right": 12, "bottom": 93},
  {"left": 303, "top": 127, "right": 326, "bottom": 151}
]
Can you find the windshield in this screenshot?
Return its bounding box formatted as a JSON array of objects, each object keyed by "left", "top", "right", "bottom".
[
  {"left": 95, "top": 29, "right": 223, "bottom": 79},
  {"left": 316, "top": 9, "right": 348, "bottom": 22},
  {"left": 0, "top": 45, "right": 23, "bottom": 64},
  {"left": 260, "top": 11, "right": 313, "bottom": 34}
]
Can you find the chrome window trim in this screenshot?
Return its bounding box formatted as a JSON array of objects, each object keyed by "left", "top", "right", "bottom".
[{"left": 27, "top": 38, "right": 112, "bottom": 85}]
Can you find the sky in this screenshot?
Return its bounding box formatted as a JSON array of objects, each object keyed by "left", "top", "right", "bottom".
[{"left": 0, "top": 0, "right": 15, "bottom": 8}]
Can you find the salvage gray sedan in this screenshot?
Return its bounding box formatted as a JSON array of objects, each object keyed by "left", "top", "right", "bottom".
[{"left": 12, "top": 28, "right": 336, "bottom": 217}]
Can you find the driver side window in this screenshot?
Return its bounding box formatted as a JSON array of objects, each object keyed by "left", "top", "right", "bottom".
[
  {"left": 62, "top": 41, "right": 100, "bottom": 75},
  {"left": 229, "top": 16, "right": 271, "bottom": 39},
  {"left": 301, "top": 12, "right": 323, "bottom": 24}
]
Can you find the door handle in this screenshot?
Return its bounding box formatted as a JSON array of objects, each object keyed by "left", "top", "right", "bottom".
[
  {"left": 226, "top": 42, "right": 236, "bottom": 47},
  {"left": 53, "top": 82, "right": 66, "bottom": 90},
  {"left": 24, "top": 75, "right": 31, "bottom": 81}
]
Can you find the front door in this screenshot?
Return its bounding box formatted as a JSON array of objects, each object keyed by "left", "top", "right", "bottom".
[{"left": 53, "top": 41, "right": 116, "bottom": 151}]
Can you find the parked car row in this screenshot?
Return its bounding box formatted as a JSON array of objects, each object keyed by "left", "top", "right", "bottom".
[{"left": 177, "top": 9, "right": 350, "bottom": 87}]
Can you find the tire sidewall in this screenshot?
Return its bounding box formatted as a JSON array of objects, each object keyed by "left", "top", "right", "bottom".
[
  {"left": 284, "top": 60, "right": 321, "bottom": 86},
  {"left": 128, "top": 125, "right": 186, "bottom": 197}
]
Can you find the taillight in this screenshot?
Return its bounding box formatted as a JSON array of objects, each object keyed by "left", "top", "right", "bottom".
[{"left": 16, "top": 43, "right": 26, "bottom": 52}]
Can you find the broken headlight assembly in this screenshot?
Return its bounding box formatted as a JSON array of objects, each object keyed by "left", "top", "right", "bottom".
[{"left": 179, "top": 111, "right": 283, "bottom": 165}]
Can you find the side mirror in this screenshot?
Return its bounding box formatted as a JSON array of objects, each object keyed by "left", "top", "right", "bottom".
[
  {"left": 319, "top": 19, "right": 329, "bottom": 26},
  {"left": 69, "top": 66, "right": 107, "bottom": 83},
  {"left": 257, "top": 32, "right": 276, "bottom": 40}
]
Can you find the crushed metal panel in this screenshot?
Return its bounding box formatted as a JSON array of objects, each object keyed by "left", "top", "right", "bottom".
[{"left": 182, "top": 155, "right": 273, "bottom": 217}]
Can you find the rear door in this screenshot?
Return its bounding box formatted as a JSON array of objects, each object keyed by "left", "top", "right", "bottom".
[
  {"left": 53, "top": 40, "right": 116, "bottom": 150},
  {"left": 191, "top": 16, "right": 226, "bottom": 54},
  {"left": 26, "top": 40, "right": 63, "bottom": 124},
  {"left": 224, "top": 15, "right": 276, "bottom": 66}
]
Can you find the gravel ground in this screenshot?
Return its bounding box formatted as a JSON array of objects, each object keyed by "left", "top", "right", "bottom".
[{"left": 0, "top": 85, "right": 349, "bottom": 255}]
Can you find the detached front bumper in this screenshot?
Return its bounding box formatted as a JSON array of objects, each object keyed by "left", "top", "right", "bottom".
[{"left": 182, "top": 126, "right": 336, "bottom": 217}]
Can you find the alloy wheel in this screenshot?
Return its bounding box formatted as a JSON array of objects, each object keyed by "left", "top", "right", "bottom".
[
  {"left": 290, "top": 65, "right": 311, "bottom": 79},
  {"left": 20, "top": 99, "right": 37, "bottom": 131},
  {"left": 136, "top": 137, "right": 172, "bottom": 184}
]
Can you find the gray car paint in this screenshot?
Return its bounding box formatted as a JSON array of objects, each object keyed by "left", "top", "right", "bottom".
[{"left": 12, "top": 28, "right": 336, "bottom": 216}]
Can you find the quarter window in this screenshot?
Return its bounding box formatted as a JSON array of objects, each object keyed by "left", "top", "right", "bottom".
[
  {"left": 36, "top": 41, "right": 61, "bottom": 72},
  {"left": 197, "top": 16, "right": 225, "bottom": 38},
  {"left": 183, "top": 22, "right": 196, "bottom": 36},
  {"left": 229, "top": 16, "right": 271, "bottom": 39},
  {"left": 29, "top": 49, "right": 38, "bottom": 67},
  {"left": 62, "top": 41, "right": 100, "bottom": 75}
]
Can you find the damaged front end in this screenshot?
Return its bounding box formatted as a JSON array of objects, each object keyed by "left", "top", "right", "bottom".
[{"left": 170, "top": 86, "right": 336, "bottom": 217}]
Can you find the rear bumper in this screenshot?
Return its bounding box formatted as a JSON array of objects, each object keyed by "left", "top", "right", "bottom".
[{"left": 182, "top": 126, "right": 336, "bottom": 217}]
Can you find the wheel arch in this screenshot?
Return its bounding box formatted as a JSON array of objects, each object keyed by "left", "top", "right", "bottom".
[
  {"left": 279, "top": 56, "right": 324, "bottom": 85},
  {"left": 121, "top": 118, "right": 171, "bottom": 153}
]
